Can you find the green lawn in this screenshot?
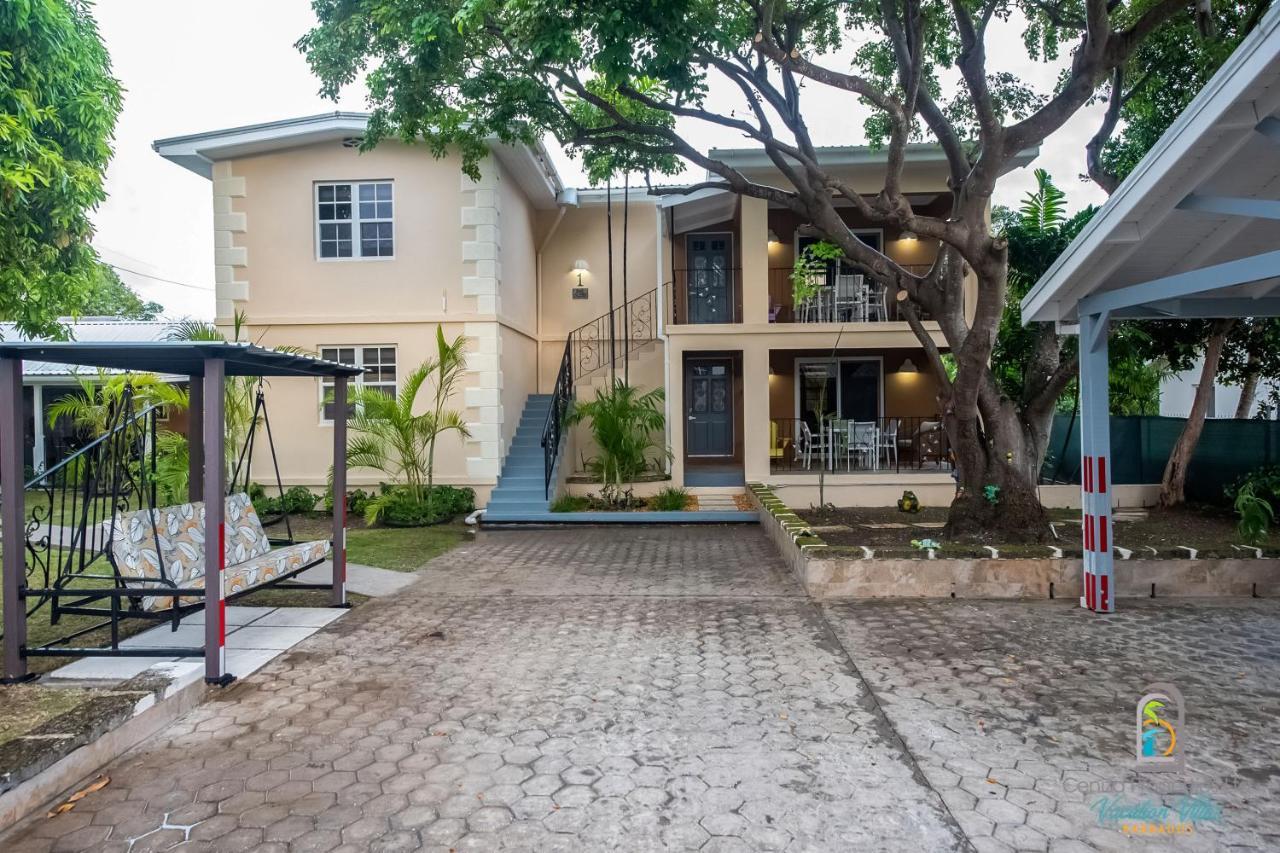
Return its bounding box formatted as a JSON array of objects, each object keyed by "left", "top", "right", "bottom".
[
  {"left": 23, "top": 490, "right": 119, "bottom": 528},
  {"left": 275, "top": 514, "right": 468, "bottom": 572}
]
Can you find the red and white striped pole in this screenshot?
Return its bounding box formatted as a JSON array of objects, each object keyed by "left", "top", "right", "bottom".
[{"left": 1078, "top": 311, "right": 1115, "bottom": 613}]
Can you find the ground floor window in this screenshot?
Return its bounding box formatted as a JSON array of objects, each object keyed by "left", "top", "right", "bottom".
[{"left": 320, "top": 346, "right": 397, "bottom": 421}]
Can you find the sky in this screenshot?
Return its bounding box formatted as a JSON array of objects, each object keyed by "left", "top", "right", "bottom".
[{"left": 90, "top": 0, "right": 1110, "bottom": 321}]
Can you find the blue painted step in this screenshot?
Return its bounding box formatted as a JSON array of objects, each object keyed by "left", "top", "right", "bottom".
[{"left": 486, "top": 394, "right": 564, "bottom": 514}]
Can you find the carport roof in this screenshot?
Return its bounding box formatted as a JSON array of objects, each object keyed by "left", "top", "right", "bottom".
[
  {"left": 1021, "top": 3, "right": 1280, "bottom": 325},
  {"left": 0, "top": 341, "right": 364, "bottom": 378}
]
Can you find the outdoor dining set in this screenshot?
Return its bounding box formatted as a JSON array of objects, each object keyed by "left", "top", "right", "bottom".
[
  {"left": 796, "top": 273, "right": 890, "bottom": 323},
  {"left": 797, "top": 418, "right": 900, "bottom": 471}
]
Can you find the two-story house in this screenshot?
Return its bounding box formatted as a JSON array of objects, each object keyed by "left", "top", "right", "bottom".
[{"left": 155, "top": 112, "right": 1033, "bottom": 517}]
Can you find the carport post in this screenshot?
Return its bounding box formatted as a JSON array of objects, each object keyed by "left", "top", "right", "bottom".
[
  {"left": 203, "top": 358, "right": 232, "bottom": 684},
  {"left": 188, "top": 377, "right": 204, "bottom": 502},
  {"left": 1, "top": 355, "right": 31, "bottom": 683},
  {"left": 331, "top": 375, "right": 348, "bottom": 607},
  {"left": 1078, "top": 311, "right": 1115, "bottom": 613}
]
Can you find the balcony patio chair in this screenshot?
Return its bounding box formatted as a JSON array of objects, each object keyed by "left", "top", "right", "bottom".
[
  {"left": 835, "top": 274, "right": 865, "bottom": 322},
  {"left": 866, "top": 282, "right": 889, "bottom": 322},
  {"left": 879, "top": 418, "right": 900, "bottom": 467},
  {"left": 798, "top": 272, "right": 827, "bottom": 322}
]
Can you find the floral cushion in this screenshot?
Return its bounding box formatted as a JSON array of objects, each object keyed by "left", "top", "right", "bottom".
[
  {"left": 225, "top": 493, "right": 272, "bottom": 565},
  {"left": 111, "top": 494, "right": 329, "bottom": 611},
  {"left": 225, "top": 540, "right": 331, "bottom": 596}
]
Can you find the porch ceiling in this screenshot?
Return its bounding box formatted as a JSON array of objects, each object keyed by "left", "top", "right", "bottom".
[{"left": 661, "top": 188, "right": 738, "bottom": 233}]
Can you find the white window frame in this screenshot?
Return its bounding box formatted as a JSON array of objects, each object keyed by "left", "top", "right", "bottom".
[
  {"left": 318, "top": 345, "right": 399, "bottom": 425},
  {"left": 314, "top": 181, "right": 395, "bottom": 262},
  {"left": 794, "top": 228, "right": 884, "bottom": 268}
]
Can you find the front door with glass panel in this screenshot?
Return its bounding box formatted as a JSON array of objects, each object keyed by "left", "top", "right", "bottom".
[
  {"left": 686, "top": 234, "right": 733, "bottom": 324},
  {"left": 686, "top": 358, "right": 734, "bottom": 457}
]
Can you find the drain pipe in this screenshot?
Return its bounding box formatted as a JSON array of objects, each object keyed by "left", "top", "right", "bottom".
[{"left": 465, "top": 508, "right": 486, "bottom": 527}]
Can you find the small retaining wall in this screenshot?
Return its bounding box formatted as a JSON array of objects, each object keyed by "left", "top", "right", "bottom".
[{"left": 747, "top": 483, "right": 1279, "bottom": 601}]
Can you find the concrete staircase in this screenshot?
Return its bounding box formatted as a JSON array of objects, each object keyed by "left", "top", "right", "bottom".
[{"left": 483, "top": 394, "right": 557, "bottom": 521}]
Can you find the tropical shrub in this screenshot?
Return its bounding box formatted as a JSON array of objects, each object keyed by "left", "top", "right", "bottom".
[
  {"left": 565, "top": 380, "right": 668, "bottom": 489},
  {"left": 648, "top": 486, "right": 690, "bottom": 511},
  {"left": 551, "top": 494, "right": 590, "bottom": 513},
  {"left": 333, "top": 328, "right": 470, "bottom": 523},
  {"left": 376, "top": 485, "right": 475, "bottom": 526},
  {"left": 1227, "top": 467, "right": 1280, "bottom": 544}
]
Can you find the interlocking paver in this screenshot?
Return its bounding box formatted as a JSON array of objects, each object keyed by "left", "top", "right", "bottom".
[{"left": 13, "top": 526, "right": 1276, "bottom": 850}]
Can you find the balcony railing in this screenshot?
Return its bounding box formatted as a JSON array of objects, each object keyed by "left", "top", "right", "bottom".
[
  {"left": 768, "top": 416, "right": 952, "bottom": 474},
  {"left": 767, "top": 266, "right": 934, "bottom": 324}
]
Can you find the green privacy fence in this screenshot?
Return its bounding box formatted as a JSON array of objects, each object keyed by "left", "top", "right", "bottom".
[{"left": 1039, "top": 414, "right": 1280, "bottom": 504}]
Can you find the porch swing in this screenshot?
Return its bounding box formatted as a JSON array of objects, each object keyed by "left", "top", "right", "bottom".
[
  {"left": 106, "top": 382, "right": 333, "bottom": 617},
  {"left": 21, "top": 383, "right": 331, "bottom": 645},
  {"left": 2, "top": 341, "right": 360, "bottom": 684}
]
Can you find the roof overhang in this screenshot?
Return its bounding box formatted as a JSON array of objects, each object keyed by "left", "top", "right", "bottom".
[
  {"left": 153, "top": 112, "right": 564, "bottom": 209},
  {"left": 1022, "top": 3, "right": 1280, "bottom": 325},
  {"left": 0, "top": 341, "right": 365, "bottom": 378},
  {"left": 707, "top": 143, "right": 1039, "bottom": 174}
]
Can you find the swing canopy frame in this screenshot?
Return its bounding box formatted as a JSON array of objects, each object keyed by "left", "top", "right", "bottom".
[{"left": 0, "top": 341, "right": 364, "bottom": 686}]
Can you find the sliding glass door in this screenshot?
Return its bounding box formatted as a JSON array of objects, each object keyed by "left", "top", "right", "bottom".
[{"left": 795, "top": 358, "right": 882, "bottom": 427}]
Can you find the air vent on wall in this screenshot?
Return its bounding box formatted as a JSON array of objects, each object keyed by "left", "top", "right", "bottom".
[{"left": 342, "top": 137, "right": 363, "bottom": 148}]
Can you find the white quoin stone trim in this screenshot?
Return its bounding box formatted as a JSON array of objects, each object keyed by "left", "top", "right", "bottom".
[
  {"left": 462, "top": 321, "right": 505, "bottom": 480},
  {"left": 459, "top": 158, "right": 502, "bottom": 315},
  {"left": 212, "top": 162, "right": 249, "bottom": 322}
]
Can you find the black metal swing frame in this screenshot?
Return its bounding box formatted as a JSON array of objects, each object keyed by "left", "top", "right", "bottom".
[
  {"left": 0, "top": 341, "right": 361, "bottom": 684},
  {"left": 15, "top": 384, "right": 334, "bottom": 662}
]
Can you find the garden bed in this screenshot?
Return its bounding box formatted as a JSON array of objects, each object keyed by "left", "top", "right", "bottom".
[
  {"left": 749, "top": 484, "right": 1280, "bottom": 600},
  {"left": 796, "top": 503, "right": 1277, "bottom": 557}
]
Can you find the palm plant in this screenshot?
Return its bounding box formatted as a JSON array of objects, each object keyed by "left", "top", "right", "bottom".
[
  {"left": 46, "top": 370, "right": 188, "bottom": 436},
  {"left": 167, "top": 312, "right": 262, "bottom": 463},
  {"left": 566, "top": 380, "right": 668, "bottom": 490},
  {"left": 336, "top": 328, "right": 470, "bottom": 522}
]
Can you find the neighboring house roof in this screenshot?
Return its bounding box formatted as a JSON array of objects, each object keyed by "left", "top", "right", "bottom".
[
  {"left": 708, "top": 142, "right": 1040, "bottom": 173},
  {"left": 1022, "top": 3, "right": 1280, "bottom": 324},
  {"left": 0, "top": 320, "right": 173, "bottom": 378},
  {"left": 152, "top": 112, "right": 566, "bottom": 210}
]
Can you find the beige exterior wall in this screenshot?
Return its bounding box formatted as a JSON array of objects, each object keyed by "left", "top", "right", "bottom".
[
  {"left": 217, "top": 139, "right": 544, "bottom": 498},
  {"left": 203, "top": 133, "right": 970, "bottom": 501}
]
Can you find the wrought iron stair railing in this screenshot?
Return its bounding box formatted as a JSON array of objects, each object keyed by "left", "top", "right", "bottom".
[
  {"left": 566, "top": 283, "right": 665, "bottom": 385},
  {"left": 541, "top": 339, "right": 573, "bottom": 498}
]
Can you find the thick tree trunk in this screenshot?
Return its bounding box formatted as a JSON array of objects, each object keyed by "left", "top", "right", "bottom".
[
  {"left": 941, "top": 403, "right": 1054, "bottom": 543},
  {"left": 1234, "top": 358, "right": 1260, "bottom": 418},
  {"left": 1160, "top": 319, "right": 1235, "bottom": 507}
]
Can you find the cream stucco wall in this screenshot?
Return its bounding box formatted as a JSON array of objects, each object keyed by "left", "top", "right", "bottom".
[{"left": 219, "top": 139, "right": 545, "bottom": 497}]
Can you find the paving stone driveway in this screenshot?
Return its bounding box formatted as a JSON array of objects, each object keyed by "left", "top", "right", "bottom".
[{"left": 4, "top": 526, "right": 1278, "bottom": 851}]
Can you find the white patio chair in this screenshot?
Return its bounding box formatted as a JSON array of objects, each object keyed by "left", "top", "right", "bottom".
[
  {"left": 879, "top": 418, "right": 899, "bottom": 468},
  {"left": 865, "top": 281, "right": 889, "bottom": 322},
  {"left": 834, "top": 274, "right": 864, "bottom": 322},
  {"left": 799, "top": 421, "right": 829, "bottom": 469},
  {"left": 847, "top": 421, "right": 878, "bottom": 470}
]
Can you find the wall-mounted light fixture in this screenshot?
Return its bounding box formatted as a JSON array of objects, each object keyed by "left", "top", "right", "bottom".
[
  {"left": 767, "top": 229, "right": 781, "bottom": 244},
  {"left": 572, "top": 259, "right": 590, "bottom": 286},
  {"left": 899, "top": 230, "right": 918, "bottom": 241},
  {"left": 898, "top": 357, "right": 919, "bottom": 374}
]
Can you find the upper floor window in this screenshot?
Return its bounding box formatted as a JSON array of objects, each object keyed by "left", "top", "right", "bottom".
[
  {"left": 315, "top": 181, "right": 394, "bottom": 260},
  {"left": 320, "top": 346, "right": 398, "bottom": 422}
]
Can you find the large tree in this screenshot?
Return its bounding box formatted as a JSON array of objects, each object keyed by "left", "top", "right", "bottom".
[
  {"left": 301, "top": 0, "right": 1240, "bottom": 539},
  {"left": 0, "top": 0, "right": 122, "bottom": 340},
  {"left": 70, "top": 264, "right": 163, "bottom": 320}
]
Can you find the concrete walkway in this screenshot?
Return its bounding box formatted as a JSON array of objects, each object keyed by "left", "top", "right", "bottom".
[{"left": 4, "top": 527, "right": 1278, "bottom": 851}]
